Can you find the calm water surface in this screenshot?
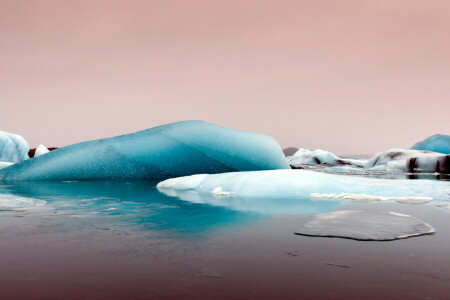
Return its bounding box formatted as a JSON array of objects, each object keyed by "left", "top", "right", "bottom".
[{"left": 0, "top": 179, "right": 449, "bottom": 299}]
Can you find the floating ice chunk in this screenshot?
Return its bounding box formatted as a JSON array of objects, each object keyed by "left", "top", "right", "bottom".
[
  {"left": 310, "top": 193, "right": 432, "bottom": 204},
  {"left": 0, "top": 194, "right": 46, "bottom": 209},
  {"left": 34, "top": 144, "right": 50, "bottom": 157},
  {"left": 0, "top": 131, "right": 29, "bottom": 163},
  {"left": 295, "top": 210, "right": 435, "bottom": 241},
  {"left": 0, "top": 121, "right": 289, "bottom": 180},
  {"left": 365, "top": 149, "right": 449, "bottom": 174},
  {"left": 412, "top": 134, "right": 450, "bottom": 154},
  {"left": 289, "top": 148, "right": 367, "bottom": 167},
  {"left": 0, "top": 162, "right": 14, "bottom": 170},
  {"left": 211, "top": 187, "right": 231, "bottom": 197},
  {"left": 157, "top": 170, "right": 449, "bottom": 199}
]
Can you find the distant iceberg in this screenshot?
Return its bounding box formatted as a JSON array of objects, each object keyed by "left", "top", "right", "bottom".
[
  {"left": 366, "top": 149, "right": 449, "bottom": 174},
  {"left": 0, "top": 130, "right": 29, "bottom": 163},
  {"left": 0, "top": 121, "right": 289, "bottom": 180},
  {"left": 412, "top": 134, "right": 450, "bottom": 154},
  {"left": 288, "top": 148, "right": 367, "bottom": 167},
  {"left": 33, "top": 144, "right": 50, "bottom": 157}
]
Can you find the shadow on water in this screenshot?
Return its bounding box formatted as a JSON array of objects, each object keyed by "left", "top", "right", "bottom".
[{"left": 0, "top": 180, "right": 340, "bottom": 236}]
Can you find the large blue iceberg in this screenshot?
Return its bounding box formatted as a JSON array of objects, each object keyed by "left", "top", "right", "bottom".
[
  {"left": 412, "top": 134, "right": 450, "bottom": 154},
  {"left": 0, "top": 121, "right": 289, "bottom": 180},
  {"left": 0, "top": 130, "right": 29, "bottom": 163}
]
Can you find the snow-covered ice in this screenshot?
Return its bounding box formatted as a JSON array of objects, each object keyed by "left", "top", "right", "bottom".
[
  {"left": 412, "top": 134, "right": 450, "bottom": 154},
  {"left": 34, "top": 144, "right": 50, "bottom": 157},
  {"left": 295, "top": 210, "right": 435, "bottom": 241},
  {"left": 0, "top": 131, "right": 29, "bottom": 163},
  {"left": 0, "top": 121, "right": 289, "bottom": 180},
  {"left": 157, "top": 170, "right": 449, "bottom": 200}
]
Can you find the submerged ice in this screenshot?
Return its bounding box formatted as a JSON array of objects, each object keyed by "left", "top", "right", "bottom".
[
  {"left": 295, "top": 210, "right": 435, "bottom": 241},
  {"left": 0, "top": 121, "right": 289, "bottom": 180}
]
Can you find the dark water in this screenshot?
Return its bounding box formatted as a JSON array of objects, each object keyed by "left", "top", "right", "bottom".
[{"left": 1, "top": 180, "right": 450, "bottom": 299}]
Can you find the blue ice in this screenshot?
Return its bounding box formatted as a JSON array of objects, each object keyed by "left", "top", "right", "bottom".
[{"left": 0, "top": 121, "right": 289, "bottom": 180}]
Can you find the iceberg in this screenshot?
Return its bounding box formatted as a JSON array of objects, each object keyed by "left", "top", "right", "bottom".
[
  {"left": 157, "top": 169, "right": 449, "bottom": 200},
  {"left": 288, "top": 148, "right": 367, "bottom": 167},
  {"left": 295, "top": 210, "right": 435, "bottom": 241},
  {"left": 412, "top": 134, "right": 450, "bottom": 154},
  {"left": 0, "top": 121, "right": 289, "bottom": 180},
  {"left": 365, "top": 149, "right": 449, "bottom": 174},
  {"left": 33, "top": 144, "right": 50, "bottom": 157},
  {"left": 0, "top": 130, "right": 29, "bottom": 163}
]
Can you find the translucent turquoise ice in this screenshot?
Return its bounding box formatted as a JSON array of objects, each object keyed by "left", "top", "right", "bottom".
[
  {"left": 0, "top": 121, "right": 289, "bottom": 180},
  {"left": 412, "top": 134, "right": 450, "bottom": 154}
]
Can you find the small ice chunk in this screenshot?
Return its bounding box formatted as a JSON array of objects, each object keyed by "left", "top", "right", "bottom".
[
  {"left": 310, "top": 193, "right": 432, "bottom": 204},
  {"left": 295, "top": 210, "right": 435, "bottom": 241},
  {"left": 211, "top": 187, "right": 231, "bottom": 197},
  {"left": 34, "top": 144, "right": 50, "bottom": 157}
]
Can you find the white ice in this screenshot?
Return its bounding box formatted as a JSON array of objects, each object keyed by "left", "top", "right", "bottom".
[
  {"left": 34, "top": 144, "right": 50, "bottom": 157},
  {"left": 0, "top": 130, "right": 29, "bottom": 163},
  {"left": 310, "top": 193, "right": 432, "bottom": 204},
  {"left": 0, "top": 162, "right": 14, "bottom": 170},
  {"left": 288, "top": 148, "right": 367, "bottom": 167},
  {"left": 157, "top": 169, "right": 449, "bottom": 200},
  {"left": 365, "top": 149, "right": 448, "bottom": 173}
]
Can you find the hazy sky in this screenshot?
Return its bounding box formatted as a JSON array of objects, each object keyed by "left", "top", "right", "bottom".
[{"left": 1, "top": 0, "right": 449, "bottom": 154}]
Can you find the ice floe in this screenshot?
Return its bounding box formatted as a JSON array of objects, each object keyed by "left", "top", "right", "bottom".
[
  {"left": 157, "top": 170, "right": 449, "bottom": 200},
  {"left": 295, "top": 210, "right": 435, "bottom": 241}
]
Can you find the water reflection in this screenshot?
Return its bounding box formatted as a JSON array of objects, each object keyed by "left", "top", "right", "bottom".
[{"left": 0, "top": 180, "right": 340, "bottom": 236}]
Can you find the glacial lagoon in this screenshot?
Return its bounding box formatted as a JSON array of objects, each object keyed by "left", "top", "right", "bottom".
[{"left": 1, "top": 176, "right": 449, "bottom": 299}]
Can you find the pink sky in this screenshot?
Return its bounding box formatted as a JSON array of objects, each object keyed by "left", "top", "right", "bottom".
[{"left": 1, "top": 0, "right": 449, "bottom": 154}]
